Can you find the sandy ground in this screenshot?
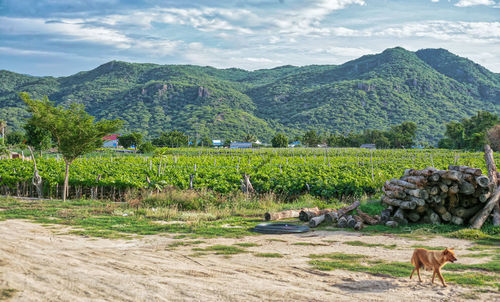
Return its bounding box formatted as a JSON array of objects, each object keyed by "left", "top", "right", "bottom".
[{"left": 0, "top": 220, "right": 498, "bottom": 302}]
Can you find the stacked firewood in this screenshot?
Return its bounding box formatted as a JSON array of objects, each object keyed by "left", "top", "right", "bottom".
[
  {"left": 380, "top": 165, "right": 492, "bottom": 227},
  {"left": 264, "top": 201, "right": 380, "bottom": 230}
]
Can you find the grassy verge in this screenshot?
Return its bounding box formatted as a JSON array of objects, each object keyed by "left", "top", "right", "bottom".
[
  {"left": 0, "top": 194, "right": 337, "bottom": 239},
  {"left": 308, "top": 252, "right": 500, "bottom": 291},
  {"left": 344, "top": 240, "right": 397, "bottom": 249},
  {"left": 254, "top": 253, "right": 284, "bottom": 258}
]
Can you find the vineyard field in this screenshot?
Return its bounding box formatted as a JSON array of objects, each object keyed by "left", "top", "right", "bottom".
[{"left": 0, "top": 148, "right": 497, "bottom": 200}]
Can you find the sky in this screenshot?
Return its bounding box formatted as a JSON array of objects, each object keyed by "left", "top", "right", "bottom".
[{"left": 0, "top": 0, "right": 499, "bottom": 76}]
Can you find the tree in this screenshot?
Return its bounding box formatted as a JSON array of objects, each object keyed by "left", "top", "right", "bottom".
[
  {"left": 118, "top": 132, "right": 143, "bottom": 152},
  {"left": 271, "top": 133, "right": 288, "bottom": 148},
  {"left": 152, "top": 130, "right": 188, "bottom": 147},
  {"left": 5, "top": 131, "right": 25, "bottom": 145},
  {"left": 199, "top": 136, "right": 212, "bottom": 147},
  {"left": 487, "top": 125, "right": 500, "bottom": 152},
  {"left": 20, "top": 93, "right": 122, "bottom": 201},
  {"left": 388, "top": 122, "right": 417, "bottom": 148},
  {"left": 138, "top": 141, "right": 155, "bottom": 154},
  {"left": 302, "top": 130, "right": 320, "bottom": 147},
  {"left": 24, "top": 119, "right": 52, "bottom": 156},
  {"left": 224, "top": 138, "right": 232, "bottom": 147},
  {"left": 439, "top": 111, "right": 499, "bottom": 150}
]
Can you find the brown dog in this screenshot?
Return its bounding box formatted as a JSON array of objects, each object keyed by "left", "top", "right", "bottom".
[{"left": 410, "top": 248, "right": 457, "bottom": 287}]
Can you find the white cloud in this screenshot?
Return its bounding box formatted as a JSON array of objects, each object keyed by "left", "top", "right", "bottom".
[
  {"left": 370, "top": 21, "right": 500, "bottom": 43},
  {"left": 0, "top": 17, "right": 132, "bottom": 48},
  {"left": 455, "top": 0, "right": 495, "bottom": 7}
]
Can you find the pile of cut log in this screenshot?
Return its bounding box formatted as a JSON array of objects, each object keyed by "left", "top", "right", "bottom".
[
  {"left": 264, "top": 201, "right": 380, "bottom": 230},
  {"left": 381, "top": 165, "right": 492, "bottom": 227}
]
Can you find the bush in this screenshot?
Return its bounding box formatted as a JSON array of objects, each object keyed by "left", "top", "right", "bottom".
[{"left": 138, "top": 141, "right": 155, "bottom": 154}]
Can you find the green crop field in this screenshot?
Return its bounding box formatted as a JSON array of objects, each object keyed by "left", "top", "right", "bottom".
[{"left": 0, "top": 148, "right": 497, "bottom": 200}]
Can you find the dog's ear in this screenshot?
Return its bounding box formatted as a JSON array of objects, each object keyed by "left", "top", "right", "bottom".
[{"left": 443, "top": 248, "right": 449, "bottom": 254}]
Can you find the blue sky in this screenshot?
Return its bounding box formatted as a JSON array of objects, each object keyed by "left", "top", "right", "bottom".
[{"left": 0, "top": 0, "right": 499, "bottom": 76}]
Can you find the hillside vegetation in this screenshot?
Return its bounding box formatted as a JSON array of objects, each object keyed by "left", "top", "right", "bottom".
[{"left": 1, "top": 47, "right": 499, "bottom": 144}]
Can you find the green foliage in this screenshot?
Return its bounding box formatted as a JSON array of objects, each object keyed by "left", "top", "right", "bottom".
[
  {"left": 138, "top": 141, "right": 155, "bottom": 154},
  {"left": 20, "top": 92, "right": 122, "bottom": 200},
  {"left": 24, "top": 119, "right": 52, "bottom": 152},
  {"left": 439, "top": 111, "right": 499, "bottom": 150},
  {"left": 327, "top": 122, "right": 417, "bottom": 148},
  {"left": 1, "top": 48, "right": 500, "bottom": 145},
  {"left": 271, "top": 133, "right": 288, "bottom": 148},
  {"left": 118, "top": 132, "right": 143, "bottom": 150},
  {"left": 5, "top": 131, "right": 24, "bottom": 145},
  {"left": 199, "top": 136, "right": 212, "bottom": 147},
  {"left": 152, "top": 130, "right": 189, "bottom": 147},
  {"left": 20, "top": 93, "right": 123, "bottom": 162},
  {"left": 303, "top": 130, "right": 320, "bottom": 147}
]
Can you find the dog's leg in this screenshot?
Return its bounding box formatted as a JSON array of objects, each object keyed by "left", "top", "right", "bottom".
[
  {"left": 416, "top": 266, "right": 422, "bottom": 282},
  {"left": 410, "top": 267, "right": 415, "bottom": 279},
  {"left": 432, "top": 269, "right": 436, "bottom": 284},
  {"left": 437, "top": 270, "right": 447, "bottom": 287}
]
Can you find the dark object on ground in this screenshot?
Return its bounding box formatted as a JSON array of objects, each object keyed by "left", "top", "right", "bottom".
[{"left": 252, "top": 223, "right": 310, "bottom": 234}]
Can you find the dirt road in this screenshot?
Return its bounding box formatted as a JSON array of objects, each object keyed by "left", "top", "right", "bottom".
[{"left": 0, "top": 220, "right": 496, "bottom": 301}]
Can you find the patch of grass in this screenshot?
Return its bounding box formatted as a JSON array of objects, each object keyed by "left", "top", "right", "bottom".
[
  {"left": 411, "top": 245, "right": 447, "bottom": 251},
  {"left": 254, "top": 253, "right": 283, "bottom": 258},
  {"left": 292, "top": 242, "right": 328, "bottom": 246},
  {"left": 443, "top": 272, "right": 498, "bottom": 287},
  {"left": 188, "top": 252, "right": 208, "bottom": 257},
  {"left": 194, "top": 245, "right": 246, "bottom": 255},
  {"left": 466, "top": 245, "right": 493, "bottom": 251},
  {"left": 167, "top": 240, "right": 205, "bottom": 248},
  {"left": 0, "top": 288, "right": 17, "bottom": 300},
  {"left": 358, "top": 200, "right": 385, "bottom": 216},
  {"left": 443, "top": 254, "right": 500, "bottom": 273},
  {"left": 308, "top": 252, "right": 499, "bottom": 291},
  {"left": 344, "top": 240, "right": 396, "bottom": 249},
  {"left": 461, "top": 252, "right": 494, "bottom": 258},
  {"left": 233, "top": 243, "right": 260, "bottom": 247},
  {"left": 309, "top": 252, "right": 366, "bottom": 261}
]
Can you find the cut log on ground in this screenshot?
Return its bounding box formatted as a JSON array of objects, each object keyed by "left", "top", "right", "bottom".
[
  {"left": 309, "top": 214, "right": 326, "bottom": 228},
  {"left": 336, "top": 201, "right": 361, "bottom": 218},
  {"left": 356, "top": 208, "right": 379, "bottom": 225},
  {"left": 264, "top": 207, "right": 319, "bottom": 221},
  {"left": 484, "top": 144, "right": 500, "bottom": 226},
  {"left": 470, "top": 186, "right": 500, "bottom": 229}
]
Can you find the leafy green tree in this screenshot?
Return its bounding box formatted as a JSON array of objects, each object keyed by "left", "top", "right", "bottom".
[
  {"left": 439, "top": 111, "right": 499, "bottom": 150},
  {"left": 271, "top": 133, "right": 288, "bottom": 148},
  {"left": 303, "top": 130, "right": 320, "bottom": 147},
  {"left": 5, "top": 131, "right": 25, "bottom": 145},
  {"left": 199, "top": 136, "right": 212, "bottom": 147},
  {"left": 138, "top": 141, "right": 155, "bottom": 154},
  {"left": 224, "top": 138, "right": 232, "bottom": 147},
  {"left": 20, "top": 93, "right": 122, "bottom": 201},
  {"left": 152, "top": 130, "right": 188, "bottom": 147},
  {"left": 388, "top": 122, "right": 417, "bottom": 148},
  {"left": 118, "top": 132, "right": 143, "bottom": 151},
  {"left": 24, "top": 119, "right": 53, "bottom": 156}
]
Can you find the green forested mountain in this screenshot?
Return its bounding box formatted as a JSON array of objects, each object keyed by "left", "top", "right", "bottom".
[{"left": 1, "top": 47, "right": 499, "bottom": 144}]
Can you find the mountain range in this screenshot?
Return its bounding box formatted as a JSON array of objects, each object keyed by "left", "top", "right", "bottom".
[{"left": 1, "top": 47, "right": 499, "bottom": 144}]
